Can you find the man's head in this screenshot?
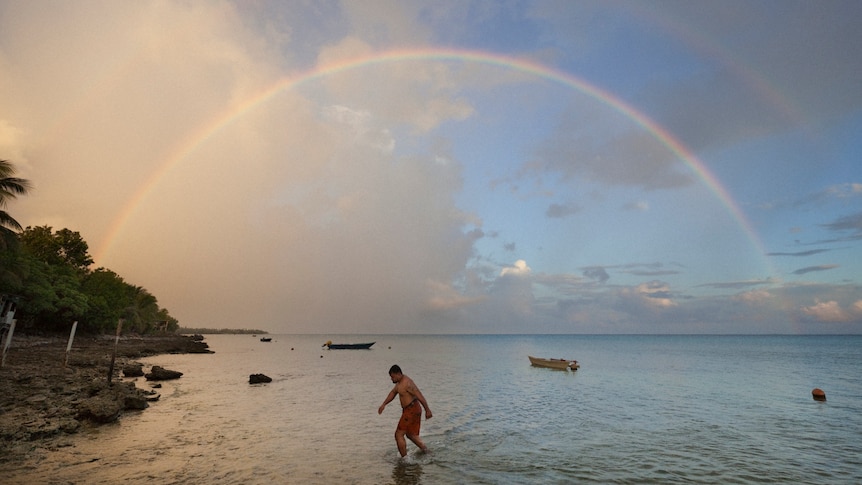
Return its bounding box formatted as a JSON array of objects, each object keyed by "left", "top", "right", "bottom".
[{"left": 389, "top": 364, "right": 403, "bottom": 383}]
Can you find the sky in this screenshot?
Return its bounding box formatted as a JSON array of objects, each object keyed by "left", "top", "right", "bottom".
[{"left": 1, "top": 0, "right": 860, "bottom": 334}]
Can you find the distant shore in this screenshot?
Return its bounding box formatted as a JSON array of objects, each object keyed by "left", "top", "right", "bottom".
[{"left": 0, "top": 333, "right": 212, "bottom": 464}]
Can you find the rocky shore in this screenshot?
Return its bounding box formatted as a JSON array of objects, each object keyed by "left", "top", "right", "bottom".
[{"left": 0, "top": 333, "right": 211, "bottom": 463}]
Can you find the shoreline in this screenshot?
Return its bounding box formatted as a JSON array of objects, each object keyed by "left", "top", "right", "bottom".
[{"left": 0, "top": 333, "right": 212, "bottom": 463}]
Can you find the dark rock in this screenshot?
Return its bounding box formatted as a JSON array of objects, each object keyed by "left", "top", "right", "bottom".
[
  {"left": 122, "top": 363, "right": 144, "bottom": 377},
  {"left": 145, "top": 366, "right": 183, "bottom": 381},
  {"left": 124, "top": 395, "right": 149, "bottom": 410},
  {"left": 77, "top": 395, "right": 123, "bottom": 423},
  {"left": 76, "top": 381, "right": 151, "bottom": 422},
  {"left": 249, "top": 373, "right": 272, "bottom": 384}
]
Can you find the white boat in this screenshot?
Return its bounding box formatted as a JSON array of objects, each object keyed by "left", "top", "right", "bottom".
[{"left": 528, "top": 355, "right": 579, "bottom": 371}]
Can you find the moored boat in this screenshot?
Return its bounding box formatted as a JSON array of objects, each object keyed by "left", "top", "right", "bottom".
[
  {"left": 260, "top": 337, "right": 272, "bottom": 342},
  {"left": 528, "top": 355, "right": 579, "bottom": 371},
  {"left": 323, "top": 340, "right": 374, "bottom": 350}
]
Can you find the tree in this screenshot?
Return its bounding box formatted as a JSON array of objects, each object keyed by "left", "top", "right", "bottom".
[
  {"left": 80, "top": 268, "right": 177, "bottom": 334},
  {"left": 0, "top": 160, "right": 33, "bottom": 249},
  {"left": 19, "top": 226, "right": 94, "bottom": 271},
  {"left": 6, "top": 251, "right": 88, "bottom": 331}
]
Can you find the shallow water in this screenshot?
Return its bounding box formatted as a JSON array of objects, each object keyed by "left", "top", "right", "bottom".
[{"left": 5, "top": 334, "right": 862, "bottom": 484}]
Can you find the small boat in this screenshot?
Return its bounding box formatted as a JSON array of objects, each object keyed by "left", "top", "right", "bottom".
[
  {"left": 528, "top": 355, "right": 579, "bottom": 371},
  {"left": 323, "top": 340, "right": 374, "bottom": 350},
  {"left": 260, "top": 337, "right": 272, "bottom": 342}
]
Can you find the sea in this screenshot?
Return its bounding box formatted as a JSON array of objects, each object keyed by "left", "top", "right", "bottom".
[{"left": 5, "top": 334, "right": 862, "bottom": 484}]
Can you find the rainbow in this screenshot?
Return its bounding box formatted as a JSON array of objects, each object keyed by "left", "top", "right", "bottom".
[{"left": 94, "top": 47, "right": 768, "bottom": 265}]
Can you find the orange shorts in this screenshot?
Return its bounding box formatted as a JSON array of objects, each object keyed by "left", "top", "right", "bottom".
[{"left": 397, "top": 399, "right": 422, "bottom": 435}]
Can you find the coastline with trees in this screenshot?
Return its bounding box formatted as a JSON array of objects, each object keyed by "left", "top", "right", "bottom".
[
  {"left": 1, "top": 159, "right": 179, "bottom": 336},
  {"left": 1, "top": 159, "right": 215, "bottom": 463}
]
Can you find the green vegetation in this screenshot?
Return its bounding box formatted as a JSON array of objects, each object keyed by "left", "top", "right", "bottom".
[
  {"left": 178, "top": 327, "right": 268, "bottom": 335},
  {"left": 0, "top": 159, "right": 178, "bottom": 335}
]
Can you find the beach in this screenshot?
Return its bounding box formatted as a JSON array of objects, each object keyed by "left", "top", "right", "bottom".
[{"left": 0, "top": 333, "right": 210, "bottom": 463}]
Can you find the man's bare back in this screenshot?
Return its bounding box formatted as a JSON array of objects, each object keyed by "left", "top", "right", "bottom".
[{"left": 392, "top": 374, "right": 422, "bottom": 407}]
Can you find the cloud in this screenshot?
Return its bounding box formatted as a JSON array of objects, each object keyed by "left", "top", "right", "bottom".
[
  {"left": 315, "top": 37, "right": 475, "bottom": 133},
  {"left": 734, "top": 289, "right": 773, "bottom": 305},
  {"left": 635, "top": 2, "right": 862, "bottom": 152},
  {"left": 622, "top": 200, "right": 649, "bottom": 212},
  {"left": 528, "top": 103, "right": 694, "bottom": 190},
  {"left": 582, "top": 266, "right": 610, "bottom": 283},
  {"left": 619, "top": 280, "right": 677, "bottom": 310},
  {"left": 2, "top": 2, "right": 858, "bottom": 335},
  {"left": 792, "top": 265, "right": 839, "bottom": 275},
  {"left": 767, "top": 249, "right": 831, "bottom": 257},
  {"left": 821, "top": 211, "right": 862, "bottom": 234},
  {"left": 321, "top": 104, "right": 395, "bottom": 152},
  {"left": 800, "top": 300, "right": 862, "bottom": 323},
  {"left": 696, "top": 278, "right": 775, "bottom": 290},
  {"left": 545, "top": 202, "right": 579, "bottom": 218},
  {"left": 501, "top": 259, "right": 531, "bottom": 277}
]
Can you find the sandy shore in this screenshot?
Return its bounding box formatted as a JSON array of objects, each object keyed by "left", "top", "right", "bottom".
[{"left": 0, "top": 333, "right": 211, "bottom": 463}]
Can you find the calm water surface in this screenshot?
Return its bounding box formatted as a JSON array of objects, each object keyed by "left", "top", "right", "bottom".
[{"left": 6, "top": 334, "right": 862, "bottom": 484}]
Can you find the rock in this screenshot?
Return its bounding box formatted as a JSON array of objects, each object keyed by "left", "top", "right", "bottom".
[
  {"left": 122, "top": 363, "right": 144, "bottom": 377},
  {"left": 77, "top": 395, "right": 123, "bottom": 423},
  {"left": 76, "top": 382, "right": 151, "bottom": 422},
  {"left": 249, "top": 373, "right": 272, "bottom": 384},
  {"left": 145, "top": 366, "right": 183, "bottom": 381}
]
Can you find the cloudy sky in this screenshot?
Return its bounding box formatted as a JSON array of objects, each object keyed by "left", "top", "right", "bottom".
[{"left": 2, "top": 1, "right": 860, "bottom": 334}]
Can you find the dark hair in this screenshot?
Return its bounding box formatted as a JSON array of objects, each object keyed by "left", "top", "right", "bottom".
[{"left": 389, "top": 364, "right": 402, "bottom": 375}]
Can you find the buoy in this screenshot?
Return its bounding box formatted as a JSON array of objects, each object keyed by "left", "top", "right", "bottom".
[{"left": 812, "top": 388, "right": 826, "bottom": 401}]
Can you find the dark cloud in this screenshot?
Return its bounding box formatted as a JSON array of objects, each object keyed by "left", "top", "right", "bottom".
[
  {"left": 767, "top": 249, "right": 831, "bottom": 257},
  {"left": 821, "top": 211, "right": 862, "bottom": 233},
  {"left": 624, "top": 269, "right": 681, "bottom": 277},
  {"left": 582, "top": 266, "right": 610, "bottom": 283},
  {"left": 793, "top": 265, "right": 839, "bottom": 275},
  {"left": 545, "top": 202, "right": 579, "bottom": 218},
  {"left": 696, "top": 279, "right": 774, "bottom": 289}
]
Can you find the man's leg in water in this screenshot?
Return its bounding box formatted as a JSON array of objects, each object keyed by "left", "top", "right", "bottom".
[
  {"left": 395, "top": 430, "right": 408, "bottom": 457},
  {"left": 407, "top": 434, "right": 428, "bottom": 453}
]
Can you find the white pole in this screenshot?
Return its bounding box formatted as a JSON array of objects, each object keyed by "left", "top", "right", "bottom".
[
  {"left": 107, "top": 319, "right": 123, "bottom": 383},
  {"left": 1, "top": 319, "right": 17, "bottom": 367},
  {"left": 65, "top": 321, "right": 78, "bottom": 366}
]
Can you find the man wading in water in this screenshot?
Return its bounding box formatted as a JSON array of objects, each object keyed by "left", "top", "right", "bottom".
[{"left": 378, "top": 364, "right": 432, "bottom": 457}]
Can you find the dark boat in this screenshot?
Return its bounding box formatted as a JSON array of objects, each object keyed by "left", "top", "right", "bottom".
[
  {"left": 323, "top": 340, "right": 374, "bottom": 350},
  {"left": 260, "top": 337, "right": 272, "bottom": 342}
]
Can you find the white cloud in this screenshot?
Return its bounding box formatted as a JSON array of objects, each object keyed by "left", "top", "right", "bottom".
[
  {"left": 801, "top": 300, "right": 851, "bottom": 322},
  {"left": 501, "top": 259, "right": 531, "bottom": 277}
]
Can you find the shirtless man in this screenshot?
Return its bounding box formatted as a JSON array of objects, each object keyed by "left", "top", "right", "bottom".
[{"left": 378, "top": 364, "right": 432, "bottom": 457}]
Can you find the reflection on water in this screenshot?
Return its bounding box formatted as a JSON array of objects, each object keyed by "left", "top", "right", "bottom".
[{"left": 392, "top": 460, "right": 423, "bottom": 485}]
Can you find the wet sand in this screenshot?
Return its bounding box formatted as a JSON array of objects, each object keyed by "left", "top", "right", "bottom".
[{"left": 0, "top": 333, "right": 210, "bottom": 464}]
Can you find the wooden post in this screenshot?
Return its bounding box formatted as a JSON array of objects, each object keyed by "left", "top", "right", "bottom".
[
  {"left": 65, "top": 321, "right": 78, "bottom": 367},
  {"left": 1, "top": 319, "right": 16, "bottom": 368},
  {"left": 107, "top": 318, "right": 123, "bottom": 383}
]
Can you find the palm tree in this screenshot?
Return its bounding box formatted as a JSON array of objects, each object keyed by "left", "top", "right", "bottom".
[{"left": 0, "top": 160, "right": 33, "bottom": 249}]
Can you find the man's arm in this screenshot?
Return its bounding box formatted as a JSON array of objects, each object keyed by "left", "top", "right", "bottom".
[
  {"left": 409, "top": 382, "right": 432, "bottom": 419},
  {"left": 378, "top": 388, "right": 397, "bottom": 414}
]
